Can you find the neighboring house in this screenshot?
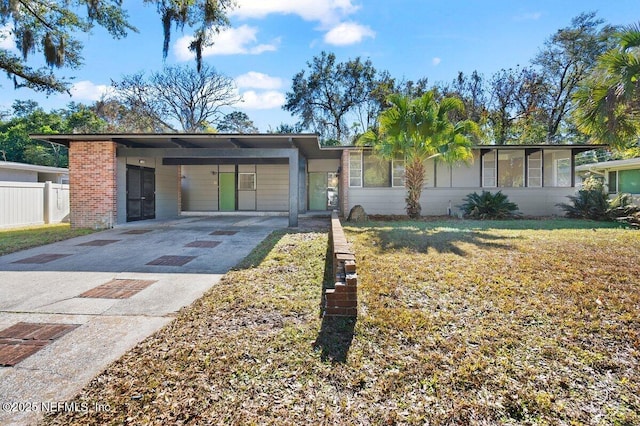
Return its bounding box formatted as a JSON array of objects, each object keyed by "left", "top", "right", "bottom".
[
  {"left": 576, "top": 157, "right": 640, "bottom": 204},
  {"left": 31, "top": 133, "right": 602, "bottom": 228},
  {"left": 0, "top": 161, "right": 70, "bottom": 228},
  {"left": 0, "top": 161, "right": 69, "bottom": 184}
]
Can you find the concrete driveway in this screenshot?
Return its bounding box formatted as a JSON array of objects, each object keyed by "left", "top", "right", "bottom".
[{"left": 0, "top": 215, "right": 288, "bottom": 426}]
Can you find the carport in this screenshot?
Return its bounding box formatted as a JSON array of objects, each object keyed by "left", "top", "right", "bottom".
[{"left": 31, "top": 134, "right": 342, "bottom": 229}]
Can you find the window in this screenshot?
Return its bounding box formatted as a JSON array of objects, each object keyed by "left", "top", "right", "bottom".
[
  {"left": 327, "top": 172, "right": 339, "bottom": 208},
  {"left": 349, "top": 151, "right": 362, "bottom": 187},
  {"left": 498, "top": 150, "right": 525, "bottom": 187},
  {"left": 392, "top": 156, "right": 405, "bottom": 187},
  {"left": 349, "top": 150, "right": 402, "bottom": 188},
  {"left": 482, "top": 150, "right": 496, "bottom": 187},
  {"left": 544, "top": 150, "right": 571, "bottom": 187},
  {"left": 608, "top": 171, "right": 618, "bottom": 193},
  {"left": 363, "top": 151, "right": 391, "bottom": 187},
  {"left": 238, "top": 173, "right": 256, "bottom": 190},
  {"left": 555, "top": 158, "right": 571, "bottom": 187},
  {"left": 619, "top": 169, "right": 640, "bottom": 194},
  {"left": 528, "top": 151, "right": 542, "bottom": 187}
]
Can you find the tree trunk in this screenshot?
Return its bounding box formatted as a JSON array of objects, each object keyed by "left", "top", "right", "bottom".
[{"left": 405, "top": 157, "right": 425, "bottom": 219}]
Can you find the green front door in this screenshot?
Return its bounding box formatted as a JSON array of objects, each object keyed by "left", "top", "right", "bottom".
[
  {"left": 219, "top": 172, "right": 236, "bottom": 211},
  {"left": 309, "top": 172, "right": 327, "bottom": 211}
]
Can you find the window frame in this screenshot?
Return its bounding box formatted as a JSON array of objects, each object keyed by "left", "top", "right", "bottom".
[
  {"left": 237, "top": 172, "right": 256, "bottom": 191},
  {"left": 392, "top": 156, "right": 405, "bottom": 188},
  {"left": 362, "top": 151, "right": 391, "bottom": 188},
  {"left": 618, "top": 169, "right": 640, "bottom": 194},
  {"left": 554, "top": 157, "right": 571, "bottom": 188},
  {"left": 497, "top": 149, "right": 525, "bottom": 188},
  {"left": 608, "top": 171, "right": 618, "bottom": 194},
  {"left": 348, "top": 151, "right": 363, "bottom": 188},
  {"left": 482, "top": 150, "right": 497, "bottom": 188},
  {"left": 527, "top": 150, "right": 543, "bottom": 188}
]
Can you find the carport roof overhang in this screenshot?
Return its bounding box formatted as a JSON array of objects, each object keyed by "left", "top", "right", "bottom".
[
  {"left": 30, "top": 133, "right": 343, "bottom": 228},
  {"left": 30, "top": 133, "right": 343, "bottom": 160}
]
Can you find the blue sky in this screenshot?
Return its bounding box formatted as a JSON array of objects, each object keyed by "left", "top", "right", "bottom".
[{"left": 2, "top": 1, "right": 640, "bottom": 131}]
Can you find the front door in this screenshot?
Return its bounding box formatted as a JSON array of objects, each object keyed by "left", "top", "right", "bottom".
[
  {"left": 219, "top": 172, "right": 236, "bottom": 211},
  {"left": 127, "top": 165, "right": 155, "bottom": 221},
  {"left": 309, "top": 172, "right": 339, "bottom": 211},
  {"left": 309, "top": 172, "right": 327, "bottom": 210}
]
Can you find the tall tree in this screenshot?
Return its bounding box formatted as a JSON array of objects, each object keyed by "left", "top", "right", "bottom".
[
  {"left": 353, "top": 70, "right": 397, "bottom": 136},
  {"left": 111, "top": 64, "right": 240, "bottom": 132},
  {"left": 358, "top": 92, "right": 478, "bottom": 218},
  {"left": 573, "top": 23, "right": 640, "bottom": 150},
  {"left": 63, "top": 102, "right": 108, "bottom": 133},
  {"left": 0, "top": 0, "right": 234, "bottom": 93},
  {"left": 284, "top": 51, "right": 381, "bottom": 145},
  {"left": 217, "top": 111, "right": 258, "bottom": 133},
  {"left": 439, "top": 71, "right": 487, "bottom": 124},
  {"left": 532, "top": 12, "right": 616, "bottom": 143},
  {"left": 266, "top": 122, "right": 305, "bottom": 134},
  {"left": 486, "top": 67, "right": 546, "bottom": 144},
  {"left": 91, "top": 99, "right": 162, "bottom": 132},
  {"left": 398, "top": 77, "right": 431, "bottom": 98},
  {"left": 0, "top": 101, "right": 68, "bottom": 166}
]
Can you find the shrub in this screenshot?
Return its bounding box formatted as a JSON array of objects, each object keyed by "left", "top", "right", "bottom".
[
  {"left": 581, "top": 174, "right": 606, "bottom": 192},
  {"left": 557, "top": 189, "right": 610, "bottom": 220},
  {"left": 607, "top": 193, "right": 640, "bottom": 227},
  {"left": 459, "top": 191, "right": 520, "bottom": 219},
  {"left": 557, "top": 176, "right": 640, "bottom": 226}
]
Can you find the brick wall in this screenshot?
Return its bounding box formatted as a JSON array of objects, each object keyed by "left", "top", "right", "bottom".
[
  {"left": 68, "top": 141, "right": 117, "bottom": 229},
  {"left": 324, "top": 211, "right": 357, "bottom": 317}
]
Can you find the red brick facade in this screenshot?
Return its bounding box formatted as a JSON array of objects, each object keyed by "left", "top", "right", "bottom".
[{"left": 68, "top": 141, "right": 117, "bottom": 229}]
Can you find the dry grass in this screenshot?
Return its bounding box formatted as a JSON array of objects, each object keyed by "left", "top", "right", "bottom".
[
  {"left": 0, "top": 223, "right": 93, "bottom": 255},
  {"left": 41, "top": 219, "right": 639, "bottom": 425}
]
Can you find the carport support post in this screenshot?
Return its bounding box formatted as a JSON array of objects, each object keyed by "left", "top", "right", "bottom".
[{"left": 289, "top": 152, "right": 299, "bottom": 227}]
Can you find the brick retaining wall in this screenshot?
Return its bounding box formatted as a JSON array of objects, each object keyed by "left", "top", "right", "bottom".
[{"left": 324, "top": 211, "right": 357, "bottom": 317}]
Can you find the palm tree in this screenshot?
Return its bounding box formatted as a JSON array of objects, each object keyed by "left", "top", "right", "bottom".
[
  {"left": 358, "top": 91, "right": 478, "bottom": 218},
  {"left": 573, "top": 23, "right": 640, "bottom": 149}
]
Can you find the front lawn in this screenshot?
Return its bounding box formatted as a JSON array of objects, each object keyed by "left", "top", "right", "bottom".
[
  {"left": 0, "top": 223, "right": 94, "bottom": 256},
  {"left": 43, "top": 219, "right": 639, "bottom": 425}
]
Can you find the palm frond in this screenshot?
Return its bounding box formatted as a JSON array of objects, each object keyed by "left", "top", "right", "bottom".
[{"left": 618, "top": 23, "right": 640, "bottom": 51}]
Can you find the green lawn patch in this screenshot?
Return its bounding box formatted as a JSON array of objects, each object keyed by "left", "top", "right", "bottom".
[
  {"left": 43, "top": 220, "right": 640, "bottom": 425},
  {"left": 0, "top": 224, "right": 94, "bottom": 255}
]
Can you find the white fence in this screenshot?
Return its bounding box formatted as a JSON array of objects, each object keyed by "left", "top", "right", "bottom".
[{"left": 0, "top": 181, "right": 70, "bottom": 228}]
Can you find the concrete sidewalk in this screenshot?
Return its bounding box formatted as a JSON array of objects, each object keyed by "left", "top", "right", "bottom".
[{"left": 0, "top": 216, "right": 288, "bottom": 425}]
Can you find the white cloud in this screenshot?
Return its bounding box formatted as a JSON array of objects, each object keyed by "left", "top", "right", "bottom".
[
  {"left": 235, "top": 90, "right": 286, "bottom": 110},
  {"left": 69, "top": 81, "right": 113, "bottom": 101},
  {"left": 324, "top": 22, "right": 375, "bottom": 46},
  {"left": 235, "top": 72, "right": 283, "bottom": 90},
  {"left": 174, "top": 25, "right": 279, "bottom": 60},
  {"left": 0, "top": 23, "right": 16, "bottom": 50},
  {"left": 231, "top": 0, "right": 359, "bottom": 26},
  {"left": 231, "top": 1, "right": 373, "bottom": 47},
  {"left": 432, "top": 57, "right": 441, "bottom": 66}
]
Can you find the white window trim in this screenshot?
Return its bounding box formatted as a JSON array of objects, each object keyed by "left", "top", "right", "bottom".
[
  {"left": 392, "top": 157, "right": 405, "bottom": 188},
  {"left": 527, "top": 151, "right": 543, "bottom": 188},
  {"left": 349, "top": 151, "right": 362, "bottom": 187},
  {"left": 482, "top": 150, "right": 497, "bottom": 188},
  {"left": 238, "top": 172, "right": 256, "bottom": 191}
]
